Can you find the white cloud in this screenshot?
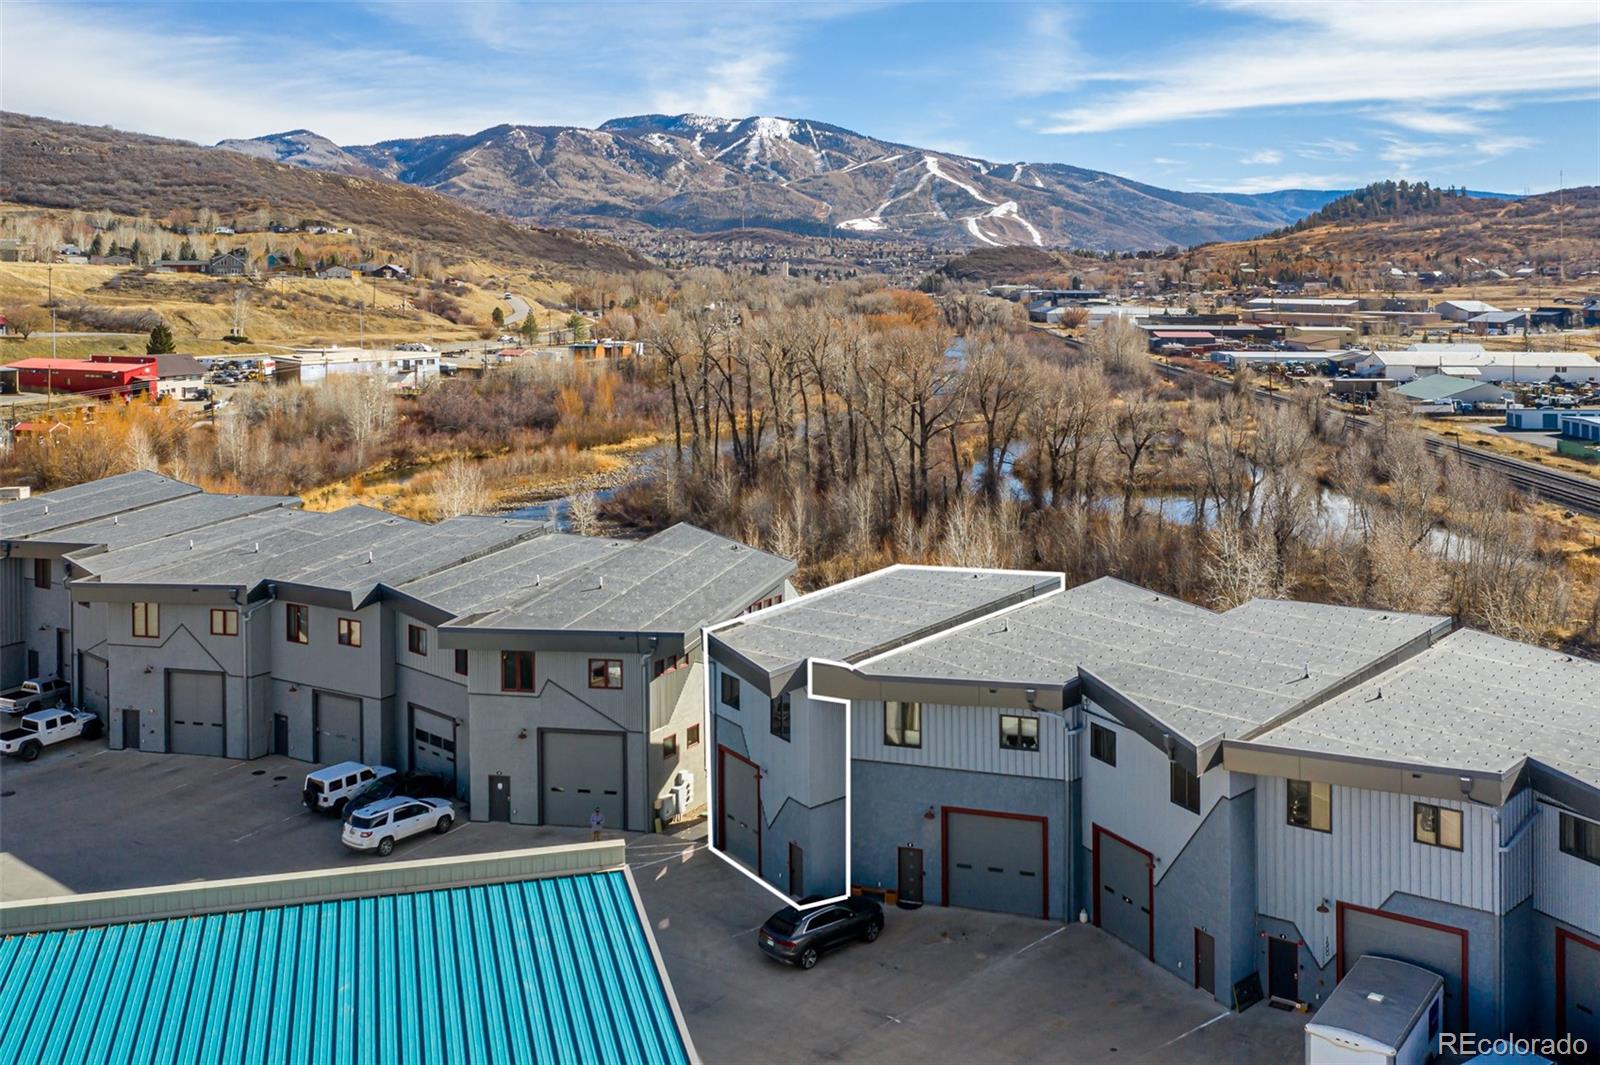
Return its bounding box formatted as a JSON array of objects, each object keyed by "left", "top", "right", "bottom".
[
  {"left": 1241, "top": 148, "right": 1283, "bottom": 165},
  {"left": 1293, "top": 137, "right": 1360, "bottom": 160},
  {"left": 1381, "top": 110, "right": 1485, "bottom": 135},
  {"left": 1044, "top": 1, "right": 1600, "bottom": 134},
  {"left": 1190, "top": 171, "right": 1353, "bottom": 194}
]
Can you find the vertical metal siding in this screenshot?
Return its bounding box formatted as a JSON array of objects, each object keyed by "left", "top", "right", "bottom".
[
  {"left": 1497, "top": 788, "right": 1536, "bottom": 913},
  {"left": 1533, "top": 801, "right": 1600, "bottom": 933},
  {"left": 1256, "top": 778, "right": 1500, "bottom": 967},
  {"left": 850, "top": 699, "right": 1068, "bottom": 780},
  {"left": 0, "top": 872, "right": 688, "bottom": 1065}
]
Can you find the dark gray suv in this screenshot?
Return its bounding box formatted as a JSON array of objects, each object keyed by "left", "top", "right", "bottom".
[{"left": 758, "top": 897, "right": 884, "bottom": 970}]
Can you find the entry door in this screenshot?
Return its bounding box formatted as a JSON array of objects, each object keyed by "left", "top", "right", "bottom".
[
  {"left": 1269, "top": 937, "right": 1299, "bottom": 1002},
  {"left": 166, "top": 670, "right": 225, "bottom": 756},
  {"left": 946, "top": 809, "right": 1047, "bottom": 919},
  {"left": 122, "top": 709, "right": 140, "bottom": 750},
  {"left": 898, "top": 847, "right": 925, "bottom": 904},
  {"left": 1339, "top": 903, "right": 1467, "bottom": 1028},
  {"left": 788, "top": 843, "right": 804, "bottom": 899},
  {"left": 313, "top": 692, "right": 362, "bottom": 764},
  {"left": 273, "top": 714, "right": 289, "bottom": 756},
  {"left": 489, "top": 775, "right": 511, "bottom": 822},
  {"left": 718, "top": 747, "right": 761, "bottom": 875},
  {"left": 1094, "top": 826, "right": 1152, "bottom": 957},
  {"left": 541, "top": 731, "right": 625, "bottom": 829},
  {"left": 1195, "top": 930, "right": 1216, "bottom": 996},
  {"left": 1557, "top": 930, "right": 1600, "bottom": 1050}
]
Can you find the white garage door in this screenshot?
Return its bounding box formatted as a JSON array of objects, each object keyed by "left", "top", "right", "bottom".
[
  {"left": 314, "top": 692, "right": 362, "bottom": 764},
  {"left": 541, "top": 731, "right": 625, "bottom": 829},
  {"left": 718, "top": 747, "right": 761, "bottom": 875},
  {"left": 411, "top": 705, "right": 458, "bottom": 793},
  {"left": 167, "top": 670, "right": 224, "bottom": 756},
  {"left": 79, "top": 653, "right": 109, "bottom": 716}
]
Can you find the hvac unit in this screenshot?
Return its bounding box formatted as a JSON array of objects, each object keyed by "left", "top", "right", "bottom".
[{"left": 672, "top": 771, "right": 695, "bottom": 811}]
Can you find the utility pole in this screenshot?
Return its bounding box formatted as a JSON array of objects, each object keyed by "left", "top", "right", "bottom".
[{"left": 48, "top": 265, "right": 56, "bottom": 360}]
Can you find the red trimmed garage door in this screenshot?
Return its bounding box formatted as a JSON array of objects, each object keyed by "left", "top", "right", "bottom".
[
  {"left": 1339, "top": 902, "right": 1467, "bottom": 1029},
  {"left": 1558, "top": 930, "right": 1600, "bottom": 1050}
]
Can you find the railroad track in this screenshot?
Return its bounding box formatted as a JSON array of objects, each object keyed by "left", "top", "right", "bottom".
[{"left": 1152, "top": 360, "right": 1600, "bottom": 519}]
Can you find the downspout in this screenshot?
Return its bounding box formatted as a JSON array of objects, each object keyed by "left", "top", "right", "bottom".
[
  {"left": 234, "top": 585, "right": 276, "bottom": 757},
  {"left": 1034, "top": 695, "right": 1083, "bottom": 924}
]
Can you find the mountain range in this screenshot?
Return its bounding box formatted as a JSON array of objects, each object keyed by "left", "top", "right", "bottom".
[{"left": 217, "top": 114, "right": 1354, "bottom": 251}]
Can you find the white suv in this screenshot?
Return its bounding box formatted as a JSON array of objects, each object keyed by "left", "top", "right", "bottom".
[
  {"left": 342, "top": 797, "right": 454, "bottom": 855},
  {"left": 303, "top": 762, "right": 395, "bottom": 817}
]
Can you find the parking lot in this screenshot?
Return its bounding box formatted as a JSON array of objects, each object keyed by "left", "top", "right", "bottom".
[{"left": 1, "top": 745, "right": 1304, "bottom": 1063}]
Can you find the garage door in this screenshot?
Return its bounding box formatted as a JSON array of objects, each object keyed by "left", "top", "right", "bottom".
[
  {"left": 166, "top": 670, "right": 224, "bottom": 756},
  {"left": 1095, "top": 826, "right": 1153, "bottom": 957},
  {"left": 411, "top": 705, "right": 458, "bottom": 793},
  {"left": 1558, "top": 930, "right": 1600, "bottom": 1051},
  {"left": 946, "top": 809, "right": 1047, "bottom": 919},
  {"left": 718, "top": 747, "right": 761, "bottom": 874},
  {"left": 542, "top": 731, "right": 625, "bottom": 829},
  {"left": 313, "top": 691, "right": 362, "bottom": 764},
  {"left": 79, "top": 652, "right": 109, "bottom": 716},
  {"left": 1340, "top": 903, "right": 1467, "bottom": 1029}
]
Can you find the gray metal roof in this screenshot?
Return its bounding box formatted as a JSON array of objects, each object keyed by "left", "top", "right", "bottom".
[
  {"left": 18, "top": 493, "right": 300, "bottom": 554},
  {"left": 448, "top": 523, "right": 794, "bottom": 638},
  {"left": 394, "top": 533, "right": 623, "bottom": 616},
  {"left": 1307, "top": 956, "right": 1442, "bottom": 1050},
  {"left": 712, "top": 566, "right": 1059, "bottom": 675},
  {"left": 861, "top": 580, "right": 1448, "bottom": 744},
  {"left": 0, "top": 472, "right": 199, "bottom": 538},
  {"left": 1246, "top": 628, "right": 1600, "bottom": 789}
]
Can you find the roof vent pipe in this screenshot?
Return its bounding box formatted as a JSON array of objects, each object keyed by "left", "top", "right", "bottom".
[
  {"left": 367, "top": 549, "right": 374, "bottom": 564},
  {"left": 113, "top": 515, "right": 120, "bottom": 525},
  {"left": 598, "top": 576, "right": 605, "bottom": 590},
  {"left": 253, "top": 542, "right": 260, "bottom": 553},
  {"left": 188, "top": 539, "right": 194, "bottom": 549}
]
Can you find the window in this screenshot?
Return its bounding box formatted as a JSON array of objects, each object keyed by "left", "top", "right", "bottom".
[
  {"left": 1090, "top": 723, "right": 1116, "bottom": 766},
  {"left": 719, "top": 672, "right": 741, "bottom": 710},
  {"left": 33, "top": 558, "right": 50, "bottom": 590},
  {"left": 209, "top": 608, "right": 238, "bottom": 637},
  {"left": 770, "top": 692, "right": 792, "bottom": 741},
  {"left": 884, "top": 701, "right": 922, "bottom": 748},
  {"left": 1559, "top": 813, "right": 1600, "bottom": 866},
  {"left": 1287, "top": 780, "right": 1332, "bottom": 833},
  {"left": 653, "top": 652, "right": 690, "bottom": 678},
  {"left": 407, "top": 625, "right": 427, "bottom": 656},
  {"left": 999, "top": 714, "right": 1039, "bottom": 751},
  {"left": 589, "top": 659, "right": 624, "bottom": 689},
  {"left": 453, "top": 649, "right": 468, "bottom": 677},
  {"left": 1414, "top": 802, "right": 1462, "bottom": 851},
  {"left": 337, "top": 617, "right": 362, "bottom": 647},
  {"left": 285, "top": 603, "right": 309, "bottom": 644},
  {"left": 501, "top": 650, "right": 535, "bottom": 692},
  {"left": 687, "top": 724, "right": 701, "bottom": 747},
  {"left": 1169, "top": 762, "right": 1200, "bottom": 813},
  {"left": 131, "top": 602, "right": 159, "bottom": 639},
  {"left": 663, "top": 734, "right": 678, "bottom": 759}
]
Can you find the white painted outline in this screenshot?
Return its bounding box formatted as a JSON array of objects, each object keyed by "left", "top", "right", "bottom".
[{"left": 700, "top": 564, "right": 1064, "bottom": 911}]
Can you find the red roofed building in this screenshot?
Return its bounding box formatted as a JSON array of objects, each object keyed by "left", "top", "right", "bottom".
[{"left": 8, "top": 358, "right": 155, "bottom": 397}]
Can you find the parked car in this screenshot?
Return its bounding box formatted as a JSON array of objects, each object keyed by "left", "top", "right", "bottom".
[
  {"left": 303, "top": 762, "right": 395, "bottom": 816},
  {"left": 342, "top": 797, "right": 453, "bottom": 855},
  {"left": 0, "top": 677, "right": 70, "bottom": 714},
  {"left": 343, "top": 770, "right": 451, "bottom": 811},
  {"left": 758, "top": 897, "right": 884, "bottom": 970},
  {"left": 0, "top": 707, "right": 101, "bottom": 760}
]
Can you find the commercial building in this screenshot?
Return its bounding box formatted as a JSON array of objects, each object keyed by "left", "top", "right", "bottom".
[
  {"left": 707, "top": 566, "right": 1600, "bottom": 1046},
  {"left": 277, "top": 347, "right": 441, "bottom": 387},
  {"left": 6, "top": 358, "right": 156, "bottom": 397},
  {"left": 0, "top": 842, "right": 695, "bottom": 1064},
  {"left": 1354, "top": 347, "right": 1600, "bottom": 385},
  {"left": 1392, "top": 375, "right": 1511, "bottom": 409}
]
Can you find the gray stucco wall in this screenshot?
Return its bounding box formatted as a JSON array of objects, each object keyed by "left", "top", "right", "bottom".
[
  {"left": 1150, "top": 788, "right": 1257, "bottom": 1007},
  {"left": 852, "top": 759, "right": 1068, "bottom": 920},
  {"left": 764, "top": 795, "right": 846, "bottom": 899}
]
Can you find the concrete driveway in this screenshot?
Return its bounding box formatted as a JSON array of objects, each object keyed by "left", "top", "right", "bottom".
[{"left": 1, "top": 746, "right": 1306, "bottom": 1064}]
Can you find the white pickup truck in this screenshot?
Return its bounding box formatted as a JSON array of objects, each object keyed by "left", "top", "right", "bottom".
[
  {"left": 0, "top": 708, "right": 102, "bottom": 760},
  {"left": 0, "top": 678, "right": 71, "bottom": 715}
]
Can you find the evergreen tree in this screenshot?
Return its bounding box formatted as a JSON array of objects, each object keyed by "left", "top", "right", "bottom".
[
  {"left": 146, "top": 322, "right": 176, "bottom": 355},
  {"left": 491, "top": 305, "right": 505, "bottom": 327},
  {"left": 89, "top": 234, "right": 104, "bottom": 256}
]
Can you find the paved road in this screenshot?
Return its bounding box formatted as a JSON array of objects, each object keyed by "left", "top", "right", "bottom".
[{"left": 503, "top": 293, "right": 532, "bottom": 328}]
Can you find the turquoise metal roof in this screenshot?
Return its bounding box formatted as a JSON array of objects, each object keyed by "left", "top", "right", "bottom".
[{"left": 0, "top": 870, "right": 688, "bottom": 1065}]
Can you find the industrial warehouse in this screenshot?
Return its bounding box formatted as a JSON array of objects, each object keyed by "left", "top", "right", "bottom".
[{"left": 707, "top": 566, "right": 1600, "bottom": 1048}]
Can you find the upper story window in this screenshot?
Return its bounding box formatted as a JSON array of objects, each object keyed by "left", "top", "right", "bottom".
[
  {"left": 588, "top": 659, "right": 624, "bottom": 689},
  {"left": 33, "top": 558, "right": 50, "bottom": 590},
  {"left": 407, "top": 625, "right": 427, "bottom": 656},
  {"left": 337, "top": 617, "right": 362, "bottom": 648},
  {"left": 210, "top": 608, "right": 238, "bottom": 637},
  {"left": 501, "top": 650, "right": 535, "bottom": 692},
  {"left": 719, "top": 672, "right": 740, "bottom": 710},
  {"left": 770, "top": 692, "right": 792, "bottom": 742},
  {"left": 999, "top": 714, "right": 1038, "bottom": 752},
  {"left": 1169, "top": 762, "right": 1200, "bottom": 814},
  {"left": 1559, "top": 813, "right": 1600, "bottom": 866},
  {"left": 285, "top": 603, "right": 309, "bottom": 644},
  {"left": 131, "top": 602, "right": 159, "bottom": 639},
  {"left": 1089, "top": 723, "right": 1116, "bottom": 766},
  {"left": 884, "top": 701, "right": 922, "bottom": 748},
  {"left": 1413, "top": 802, "right": 1462, "bottom": 851},
  {"left": 1287, "top": 779, "right": 1332, "bottom": 833},
  {"left": 454, "top": 649, "right": 469, "bottom": 676}
]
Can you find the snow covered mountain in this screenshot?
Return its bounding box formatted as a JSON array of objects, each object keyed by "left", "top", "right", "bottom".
[{"left": 216, "top": 114, "right": 1346, "bottom": 250}]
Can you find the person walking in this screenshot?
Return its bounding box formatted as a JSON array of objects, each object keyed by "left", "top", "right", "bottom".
[{"left": 589, "top": 806, "right": 605, "bottom": 842}]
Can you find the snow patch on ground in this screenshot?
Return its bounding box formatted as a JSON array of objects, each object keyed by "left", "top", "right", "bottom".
[
  {"left": 964, "top": 217, "right": 1001, "bottom": 245},
  {"left": 837, "top": 153, "right": 903, "bottom": 174},
  {"left": 924, "top": 156, "right": 996, "bottom": 205},
  {"left": 987, "top": 200, "right": 1044, "bottom": 246},
  {"left": 839, "top": 217, "right": 886, "bottom": 231}
]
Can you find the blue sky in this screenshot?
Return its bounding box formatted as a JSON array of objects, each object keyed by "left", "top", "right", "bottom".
[{"left": 5, "top": 1, "right": 1597, "bottom": 194}]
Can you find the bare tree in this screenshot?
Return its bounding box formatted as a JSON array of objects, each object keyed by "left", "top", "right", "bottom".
[{"left": 433, "top": 457, "right": 490, "bottom": 518}]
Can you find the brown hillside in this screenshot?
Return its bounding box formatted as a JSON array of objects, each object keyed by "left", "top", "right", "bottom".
[{"left": 0, "top": 112, "right": 647, "bottom": 274}]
